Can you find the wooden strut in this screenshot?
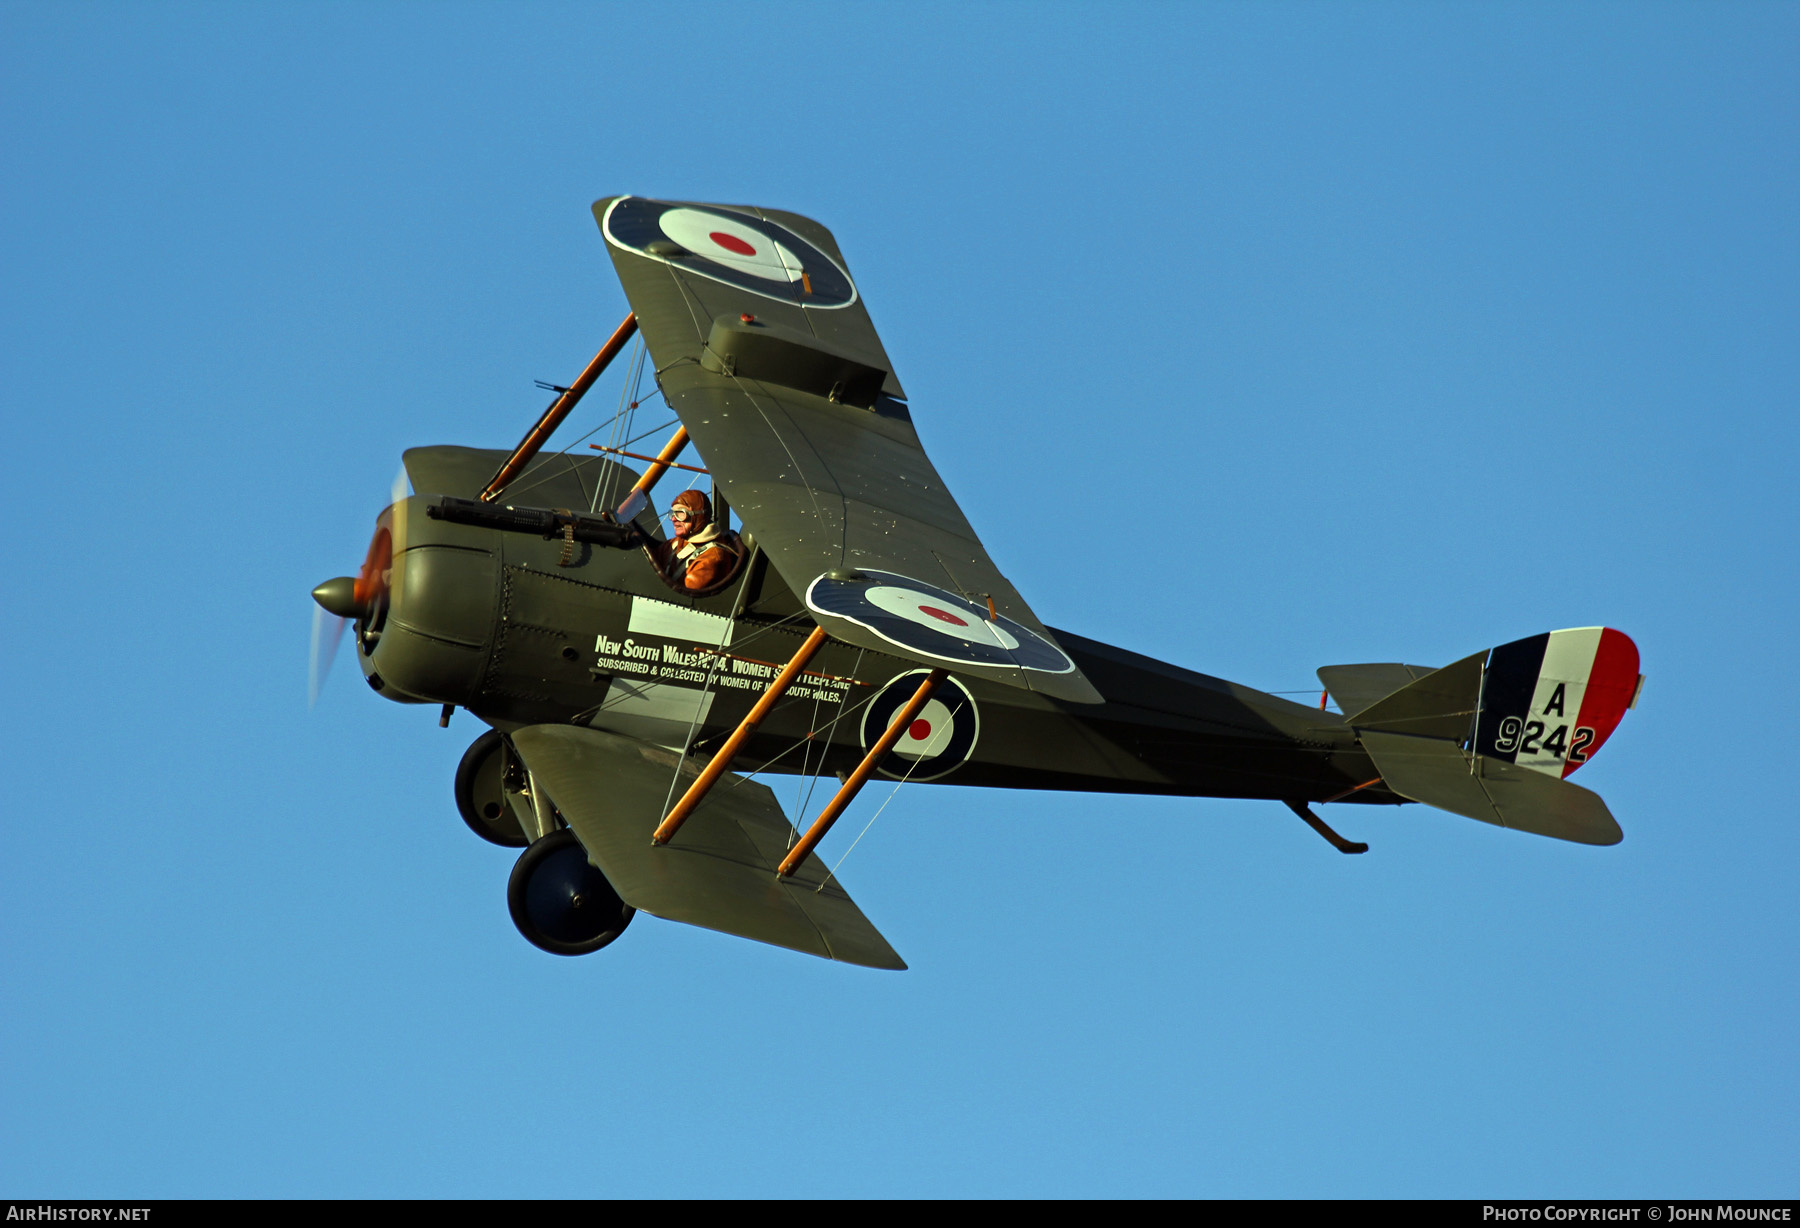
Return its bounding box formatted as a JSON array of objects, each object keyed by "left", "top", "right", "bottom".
[
  {"left": 1284, "top": 800, "right": 1369, "bottom": 855},
  {"left": 651, "top": 625, "right": 830, "bottom": 846},
  {"left": 588, "top": 443, "right": 709, "bottom": 475},
  {"left": 777, "top": 669, "right": 946, "bottom": 879},
  {"left": 613, "top": 426, "right": 691, "bottom": 521},
  {"left": 479, "top": 313, "right": 639, "bottom": 503}
]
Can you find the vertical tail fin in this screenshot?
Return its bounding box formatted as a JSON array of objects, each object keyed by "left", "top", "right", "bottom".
[
  {"left": 1319, "top": 628, "right": 1642, "bottom": 844},
  {"left": 1472, "top": 627, "right": 1641, "bottom": 779}
]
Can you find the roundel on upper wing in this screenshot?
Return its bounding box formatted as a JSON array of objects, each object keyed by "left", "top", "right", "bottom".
[
  {"left": 656, "top": 208, "right": 806, "bottom": 284},
  {"left": 602, "top": 197, "right": 858, "bottom": 309},
  {"left": 861, "top": 672, "right": 979, "bottom": 782},
  {"left": 806, "top": 569, "right": 1076, "bottom": 674}
]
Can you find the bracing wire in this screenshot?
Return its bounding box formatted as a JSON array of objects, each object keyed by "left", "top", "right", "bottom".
[
  {"left": 652, "top": 562, "right": 760, "bottom": 823},
  {"left": 494, "top": 332, "right": 652, "bottom": 507},
  {"left": 788, "top": 646, "right": 866, "bottom": 848},
  {"left": 590, "top": 333, "right": 650, "bottom": 513},
  {"left": 815, "top": 692, "right": 970, "bottom": 893},
  {"left": 722, "top": 657, "right": 876, "bottom": 791},
  {"left": 795, "top": 683, "right": 828, "bottom": 825}
]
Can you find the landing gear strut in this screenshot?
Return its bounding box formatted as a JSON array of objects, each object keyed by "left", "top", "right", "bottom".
[
  {"left": 506, "top": 829, "right": 635, "bottom": 956},
  {"left": 453, "top": 730, "right": 530, "bottom": 848}
]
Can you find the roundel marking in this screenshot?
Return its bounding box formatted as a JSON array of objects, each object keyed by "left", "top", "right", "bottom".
[
  {"left": 861, "top": 672, "right": 979, "bottom": 781},
  {"left": 657, "top": 207, "right": 805, "bottom": 284},
  {"left": 897, "top": 700, "right": 956, "bottom": 757},
  {"left": 806, "top": 569, "right": 1073, "bottom": 674},
  {"left": 708, "top": 231, "right": 755, "bottom": 256},
  {"left": 862, "top": 582, "right": 1024, "bottom": 652},
  {"left": 601, "top": 196, "right": 859, "bottom": 309}
]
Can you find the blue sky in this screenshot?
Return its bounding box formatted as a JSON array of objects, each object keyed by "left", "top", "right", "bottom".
[{"left": 2, "top": 1, "right": 1795, "bottom": 1197}]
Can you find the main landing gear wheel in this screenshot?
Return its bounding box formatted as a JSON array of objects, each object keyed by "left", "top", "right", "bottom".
[
  {"left": 454, "top": 730, "right": 529, "bottom": 848},
  {"left": 506, "top": 829, "right": 634, "bottom": 956}
]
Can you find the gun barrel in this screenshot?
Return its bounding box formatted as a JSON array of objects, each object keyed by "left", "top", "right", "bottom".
[{"left": 426, "top": 496, "right": 642, "bottom": 549}]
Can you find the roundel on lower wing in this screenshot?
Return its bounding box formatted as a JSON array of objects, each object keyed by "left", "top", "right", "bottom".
[
  {"left": 805, "top": 569, "right": 1075, "bottom": 674},
  {"left": 602, "top": 196, "right": 858, "bottom": 308},
  {"left": 861, "top": 672, "right": 979, "bottom": 781}
]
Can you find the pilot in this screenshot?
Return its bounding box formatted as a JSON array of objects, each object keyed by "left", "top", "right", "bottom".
[{"left": 650, "top": 489, "right": 742, "bottom": 593}]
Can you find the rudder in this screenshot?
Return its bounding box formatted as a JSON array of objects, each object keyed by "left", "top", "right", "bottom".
[
  {"left": 1319, "top": 628, "right": 1642, "bottom": 844},
  {"left": 1473, "top": 627, "right": 1641, "bottom": 780}
]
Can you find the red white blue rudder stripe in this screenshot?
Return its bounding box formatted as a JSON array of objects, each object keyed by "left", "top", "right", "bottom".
[{"left": 1473, "top": 627, "right": 1641, "bottom": 779}]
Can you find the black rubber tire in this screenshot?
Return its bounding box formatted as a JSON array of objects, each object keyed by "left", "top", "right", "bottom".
[
  {"left": 506, "top": 830, "right": 634, "bottom": 956},
  {"left": 454, "top": 730, "right": 529, "bottom": 848}
]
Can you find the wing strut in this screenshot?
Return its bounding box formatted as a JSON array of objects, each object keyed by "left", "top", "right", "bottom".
[
  {"left": 651, "top": 625, "right": 830, "bottom": 846},
  {"left": 614, "top": 426, "right": 691, "bottom": 521},
  {"left": 778, "top": 669, "right": 946, "bottom": 878},
  {"left": 479, "top": 312, "right": 639, "bottom": 502}
]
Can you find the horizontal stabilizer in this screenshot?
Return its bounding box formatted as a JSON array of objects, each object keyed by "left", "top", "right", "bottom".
[
  {"left": 510, "top": 724, "right": 906, "bottom": 969},
  {"left": 1359, "top": 730, "right": 1622, "bottom": 846},
  {"left": 1344, "top": 650, "right": 1486, "bottom": 739},
  {"left": 1317, "top": 662, "right": 1437, "bottom": 723}
]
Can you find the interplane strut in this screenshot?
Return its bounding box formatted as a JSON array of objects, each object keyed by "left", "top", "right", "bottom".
[
  {"left": 778, "top": 669, "right": 946, "bottom": 878},
  {"left": 651, "top": 625, "right": 830, "bottom": 846}
]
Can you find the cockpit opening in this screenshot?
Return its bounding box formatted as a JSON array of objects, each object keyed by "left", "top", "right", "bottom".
[{"left": 644, "top": 488, "right": 746, "bottom": 598}]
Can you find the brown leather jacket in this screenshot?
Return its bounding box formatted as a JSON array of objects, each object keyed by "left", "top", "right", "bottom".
[{"left": 650, "top": 522, "right": 743, "bottom": 592}]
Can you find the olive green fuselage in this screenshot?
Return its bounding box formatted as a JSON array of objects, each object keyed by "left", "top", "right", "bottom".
[{"left": 358, "top": 476, "right": 1395, "bottom": 809}]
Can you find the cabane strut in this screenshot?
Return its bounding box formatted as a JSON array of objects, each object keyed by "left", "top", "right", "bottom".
[{"left": 480, "top": 313, "right": 640, "bottom": 503}]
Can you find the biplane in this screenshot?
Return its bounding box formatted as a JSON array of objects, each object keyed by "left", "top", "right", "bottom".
[{"left": 311, "top": 196, "right": 1644, "bottom": 969}]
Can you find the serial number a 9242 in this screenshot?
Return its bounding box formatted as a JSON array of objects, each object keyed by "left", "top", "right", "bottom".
[{"left": 1492, "top": 716, "right": 1596, "bottom": 763}]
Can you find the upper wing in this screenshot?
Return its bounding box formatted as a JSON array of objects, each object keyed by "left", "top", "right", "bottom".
[{"left": 595, "top": 196, "right": 1102, "bottom": 705}]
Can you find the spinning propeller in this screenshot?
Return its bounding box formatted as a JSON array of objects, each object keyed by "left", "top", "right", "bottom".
[
  {"left": 310, "top": 469, "right": 409, "bottom": 705},
  {"left": 307, "top": 312, "right": 637, "bottom": 707}
]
